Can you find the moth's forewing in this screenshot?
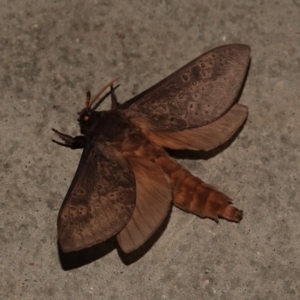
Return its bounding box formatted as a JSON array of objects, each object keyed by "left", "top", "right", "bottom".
[
  {"left": 58, "top": 143, "right": 136, "bottom": 252},
  {"left": 121, "top": 44, "right": 250, "bottom": 132},
  {"left": 116, "top": 157, "right": 172, "bottom": 253}
]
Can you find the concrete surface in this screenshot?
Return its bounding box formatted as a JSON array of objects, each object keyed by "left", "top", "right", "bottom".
[{"left": 1, "top": 0, "right": 299, "bottom": 299}]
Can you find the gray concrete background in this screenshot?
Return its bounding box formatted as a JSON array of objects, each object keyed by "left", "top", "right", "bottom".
[{"left": 1, "top": 0, "right": 299, "bottom": 299}]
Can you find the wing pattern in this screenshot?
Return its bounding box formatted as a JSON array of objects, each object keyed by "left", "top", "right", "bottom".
[
  {"left": 122, "top": 44, "right": 250, "bottom": 132},
  {"left": 58, "top": 143, "right": 136, "bottom": 252}
]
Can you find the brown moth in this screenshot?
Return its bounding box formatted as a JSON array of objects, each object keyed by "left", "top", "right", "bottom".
[{"left": 53, "top": 44, "right": 250, "bottom": 254}]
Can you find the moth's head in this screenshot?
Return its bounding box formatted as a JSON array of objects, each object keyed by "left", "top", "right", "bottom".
[
  {"left": 77, "top": 91, "right": 97, "bottom": 134},
  {"left": 77, "top": 78, "right": 118, "bottom": 134}
]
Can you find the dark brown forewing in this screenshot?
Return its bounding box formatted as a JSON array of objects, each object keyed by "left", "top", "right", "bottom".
[
  {"left": 121, "top": 44, "right": 250, "bottom": 132},
  {"left": 116, "top": 157, "right": 172, "bottom": 253},
  {"left": 58, "top": 143, "right": 136, "bottom": 252},
  {"left": 144, "top": 104, "right": 248, "bottom": 151}
]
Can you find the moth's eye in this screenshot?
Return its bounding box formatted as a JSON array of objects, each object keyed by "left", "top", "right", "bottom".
[{"left": 83, "top": 115, "right": 90, "bottom": 121}]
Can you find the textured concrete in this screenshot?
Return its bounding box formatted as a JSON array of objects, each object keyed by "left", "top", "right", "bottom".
[{"left": 1, "top": 0, "right": 300, "bottom": 299}]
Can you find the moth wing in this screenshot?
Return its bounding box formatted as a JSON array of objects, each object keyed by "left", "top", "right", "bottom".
[
  {"left": 58, "top": 142, "right": 136, "bottom": 252},
  {"left": 144, "top": 103, "right": 248, "bottom": 151},
  {"left": 116, "top": 157, "right": 172, "bottom": 253},
  {"left": 121, "top": 44, "right": 250, "bottom": 132}
]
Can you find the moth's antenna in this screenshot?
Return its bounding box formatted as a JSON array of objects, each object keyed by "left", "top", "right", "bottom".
[
  {"left": 85, "top": 91, "right": 91, "bottom": 108},
  {"left": 87, "top": 78, "right": 119, "bottom": 109},
  {"left": 110, "top": 84, "right": 120, "bottom": 110}
]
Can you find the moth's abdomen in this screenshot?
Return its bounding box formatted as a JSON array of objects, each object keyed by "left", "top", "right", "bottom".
[
  {"left": 155, "top": 155, "right": 242, "bottom": 222},
  {"left": 120, "top": 127, "right": 242, "bottom": 222}
]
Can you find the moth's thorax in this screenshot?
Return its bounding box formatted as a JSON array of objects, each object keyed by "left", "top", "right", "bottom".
[{"left": 79, "top": 110, "right": 134, "bottom": 142}]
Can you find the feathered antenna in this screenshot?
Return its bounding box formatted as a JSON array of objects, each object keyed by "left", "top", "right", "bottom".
[{"left": 86, "top": 78, "right": 119, "bottom": 109}]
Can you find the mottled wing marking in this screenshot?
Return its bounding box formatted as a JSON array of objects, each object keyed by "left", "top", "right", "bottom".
[
  {"left": 117, "top": 157, "right": 172, "bottom": 253},
  {"left": 58, "top": 143, "right": 136, "bottom": 252},
  {"left": 122, "top": 44, "right": 250, "bottom": 131}
]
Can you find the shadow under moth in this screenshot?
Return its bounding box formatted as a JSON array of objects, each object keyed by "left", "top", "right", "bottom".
[{"left": 53, "top": 44, "right": 250, "bottom": 254}]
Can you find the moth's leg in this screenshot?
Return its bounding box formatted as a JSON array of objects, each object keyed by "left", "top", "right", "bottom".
[
  {"left": 110, "top": 85, "right": 120, "bottom": 110},
  {"left": 52, "top": 129, "right": 86, "bottom": 148},
  {"left": 155, "top": 155, "right": 242, "bottom": 222}
]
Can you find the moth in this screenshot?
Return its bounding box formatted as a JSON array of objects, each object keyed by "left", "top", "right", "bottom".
[{"left": 53, "top": 44, "right": 250, "bottom": 254}]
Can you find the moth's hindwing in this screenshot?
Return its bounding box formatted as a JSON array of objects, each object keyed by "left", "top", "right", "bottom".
[
  {"left": 117, "top": 157, "right": 172, "bottom": 253},
  {"left": 144, "top": 103, "right": 248, "bottom": 151}
]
